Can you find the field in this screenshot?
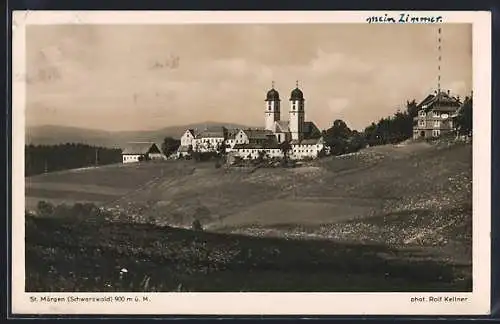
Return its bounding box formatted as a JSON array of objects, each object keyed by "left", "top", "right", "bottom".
[{"left": 25, "top": 140, "right": 473, "bottom": 292}]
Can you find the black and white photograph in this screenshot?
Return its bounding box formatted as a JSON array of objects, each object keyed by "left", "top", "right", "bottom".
[{"left": 11, "top": 11, "right": 491, "bottom": 315}]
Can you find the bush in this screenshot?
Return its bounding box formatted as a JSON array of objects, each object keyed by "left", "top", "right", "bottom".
[
  {"left": 192, "top": 151, "right": 218, "bottom": 162},
  {"left": 36, "top": 201, "right": 55, "bottom": 217},
  {"left": 52, "top": 204, "right": 73, "bottom": 218},
  {"left": 192, "top": 219, "right": 203, "bottom": 231}
]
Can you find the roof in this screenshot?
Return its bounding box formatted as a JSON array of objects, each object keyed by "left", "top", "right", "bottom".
[
  {"left": 185, "top": 129, "right": 195, "bottom": 136},
  {"left": 233, "top": 142, "right": 282, "bottom": 150},
  {"left": 290, "top": 137, "right": 323, "bottom": 145},
  {"left": 290, "top": 87, "right": 304, "bottom": 101},
  {"left": 266, "top": 88, "right": 281, "bottom": 102},
  {"left": 226, "top": 128, "right": 240, "bottom": 139},
  {"left": 122, "top": 142, "right": 160, "bottom": 155},
  {"left": 274, "top": 120, "right": 290, "bottom": 133},
  {"left": 303, "top": 121, "right": 322, "bottom": 139},
  {"left": 417, "top": 91, "right": 462, "bottom": 112},
  {"left": 241, "top": 128, "right": 275, "bottom": 140},
  {"left": 196, "top": 126, "right": 226, "bottom": 138}
]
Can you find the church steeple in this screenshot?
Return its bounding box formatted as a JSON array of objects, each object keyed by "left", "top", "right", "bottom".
[
  {"left": 265, "top": 81, "right": 281, "bottom": 131},
  {"left": 289, "top": 81, "right": 305, "bottom": 141}
]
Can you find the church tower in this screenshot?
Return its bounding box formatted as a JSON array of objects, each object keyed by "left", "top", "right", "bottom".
[
  {"left": 289, "top": 81, "right": 305, "bottom": 141},
  {"left": 265, "top": 81, "right": 281, "bottom": 131}
]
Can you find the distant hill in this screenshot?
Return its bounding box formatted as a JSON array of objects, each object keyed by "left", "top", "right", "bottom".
[{"left": 26, "top": 122, "right": 254, "bottom": 149}]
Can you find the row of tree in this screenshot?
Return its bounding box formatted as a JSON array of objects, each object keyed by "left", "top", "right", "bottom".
[
  {"left": 25, "top": 143, "right": 122, "bottom": 176},
  {"left": 321, "top": 96, "right": 473, "bottom": 156}
]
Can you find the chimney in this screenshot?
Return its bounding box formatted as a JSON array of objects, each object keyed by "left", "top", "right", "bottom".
[{"left": 447, "top": 89, "right": 450, "bottom": 96}]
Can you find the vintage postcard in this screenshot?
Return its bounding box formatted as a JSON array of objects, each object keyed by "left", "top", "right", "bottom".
[{"left": 11, "top": 11, "right": 491, "bottom": 315}]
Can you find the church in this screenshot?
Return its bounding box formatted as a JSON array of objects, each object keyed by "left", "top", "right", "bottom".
[{"left": 177, "top": 82, "right": 325, "bottom": 161}]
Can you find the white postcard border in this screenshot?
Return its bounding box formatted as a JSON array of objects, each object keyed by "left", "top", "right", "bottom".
[{"left": 11, "top": 10, "right": 491, "bottom": 315}]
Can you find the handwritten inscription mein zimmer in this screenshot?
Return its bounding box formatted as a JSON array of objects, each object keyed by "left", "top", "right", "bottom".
[{"left": 366, "top": 13, "right": 444, "bottom": 24}]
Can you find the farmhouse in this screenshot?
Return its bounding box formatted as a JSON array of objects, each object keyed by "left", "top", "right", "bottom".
[
  {"left": 121, "top": 142, "right": 165, "bottom": 163},
  {"left": 192, "top": 126, "right": 227, "bottom": 153},
  {"left": 180, "top": 129, "right": 197, "bottom": 147},
  {"left": 177, "top": 129, "right": 199, "bottom": 157},
  {"left": 413, "top": 90, "right": 462, "bottom": 139},
  {"left": 180, "top": 82, "right": 325, "bottom": 161},
  {"left": 290, "top": 137, "right": 325, "bottom": 160}
]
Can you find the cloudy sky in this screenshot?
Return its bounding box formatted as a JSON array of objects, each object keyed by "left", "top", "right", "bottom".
[{"left": 25, "top": 23, "right": 472, "bottom": 131}]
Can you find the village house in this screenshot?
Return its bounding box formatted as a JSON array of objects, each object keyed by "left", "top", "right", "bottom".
[
  {"left": 180, "top": 129, "right": 196, "bottom": 147},
  {"left": 233, "top": 142, "right": 283, "bottom": 160},
  {"left": 192, "top": 126, "right": 226, "bottom": 153},
  {"left": 121, "top": 142, "right": 165, "bottom": 163},
  {"left": 413, "top": 90, "right": 462, "bottom": 139},
  {"left": 177, "top": 129, "right": 198, "bottom": 158},
  {"left": 235, "top": 129, "right": 276, "bottom": 145},
  {"left": 290, "top": 137, "right": 325, "bottom": 160}
]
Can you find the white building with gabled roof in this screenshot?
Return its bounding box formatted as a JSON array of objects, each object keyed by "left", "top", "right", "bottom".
[{"left": 122, "top": 142, "right": 165, "bottom": 163}]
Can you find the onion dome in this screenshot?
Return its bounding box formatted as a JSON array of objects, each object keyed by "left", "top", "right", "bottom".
[
  {"left": 265, "top": 83, "right": 280, "bottom": 101},
  {"left": 290, "top": 87, "right": 304, "bottom": 101}
]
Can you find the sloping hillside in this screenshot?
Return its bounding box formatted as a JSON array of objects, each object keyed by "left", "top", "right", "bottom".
[
  {"left": 25, "top": 215, "right": 469, "bottom": 292},
  {"left": 25, "top": 141, "right": 473, "bottom": 292}
]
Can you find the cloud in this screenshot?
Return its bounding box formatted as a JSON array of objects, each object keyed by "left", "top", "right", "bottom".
[
  {"left": 25, "top": 24, "right": 472, "bottom": 132},
  {"left": 309, "top": 49, "right": 374, "bottom": 77},
  {"left": 327, "top": 98, "right": 350, "bottom": 113}
]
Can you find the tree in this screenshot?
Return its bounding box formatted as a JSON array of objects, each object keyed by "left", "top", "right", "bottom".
[
  {"left": 279, "top": 141, "right": 292, "bottom": 161},
  {"left": 455, "top": 96, "right": 472, "bottom": 136},
  {"left": 37, "top": 201, "right": 54, "bottom": 217},
  {"left": 192, "top": 219, "right": 203, "bottom": 231},
  {"left": 360, "top": 98, "right": 418, "bottom": 147},
  {"left": 406, "top": 99, "right": 418, "bottom": 119},
  {"left": 257, "top": 150, "right": 266, "bottom": 163},
  {"left": 323, "top": 119, "right": 353, "bottom": 155},
  {"left": 216, "top": 141, "right": 226, "bottom": 156},
  {"left": 25, "top": 143, "right": 122, "bottom": 176},
  {"left": 328, "top": 119, "right": 352, "bottom": 139},
  {"left": 161, "top": 137, "right": 181, "bottom": 157}
]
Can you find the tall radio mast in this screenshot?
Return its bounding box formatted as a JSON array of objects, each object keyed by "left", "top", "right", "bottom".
[{"left": 437, "top": 26, "right": 442, "bottom": 95}]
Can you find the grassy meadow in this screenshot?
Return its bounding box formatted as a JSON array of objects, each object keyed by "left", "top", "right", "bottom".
[{"left": 24, "top": 140, "right": 473, "bottom": 292}]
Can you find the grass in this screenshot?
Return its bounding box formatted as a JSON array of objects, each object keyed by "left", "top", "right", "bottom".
[
  {"left": 24, "top": 140, "right": 473, "bottom": 292},
  {"left": 25, "top": 215, "right": 471, "bottom": 292}
]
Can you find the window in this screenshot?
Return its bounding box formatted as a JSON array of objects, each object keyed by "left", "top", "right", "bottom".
[
  {"left": 432, "top": 130, "right": 441, "bottom": 137},
  {"left": 419, "top": 120, "right": 425, "bottom": 127},
  {"left": 434, "top": 120, "right": 440, "bottom": 128},
  {"left": 433, "top": 111, "right": 439, "bottom": 118},
  {"left": 419, "top": 111, "right": 426, "bottom": 117}
]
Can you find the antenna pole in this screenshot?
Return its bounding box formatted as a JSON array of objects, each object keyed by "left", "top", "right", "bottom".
[{"left": 437, "top": 27, "right": 442, "bottom": 94}]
